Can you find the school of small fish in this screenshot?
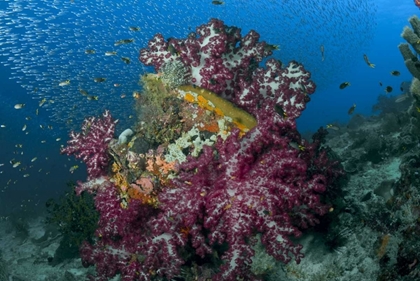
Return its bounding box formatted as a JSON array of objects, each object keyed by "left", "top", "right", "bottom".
[
  {"left": 0, "top": 0, "right": 377, "bottom": 131},
  {"left": 0, "top": 0, "right": 378, "bottom": 203}
]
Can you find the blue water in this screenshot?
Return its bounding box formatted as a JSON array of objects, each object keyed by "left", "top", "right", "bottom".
[
  {"left": 301, "top": 0, "right": 414, "bottom": 132},
  {"left": 0, "top": 0, "right": 417, "bottom": 216}
]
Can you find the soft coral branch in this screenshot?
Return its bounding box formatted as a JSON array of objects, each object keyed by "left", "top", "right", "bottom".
[{"left": 61, "top": 110, "right": 118, "bottom": 179}]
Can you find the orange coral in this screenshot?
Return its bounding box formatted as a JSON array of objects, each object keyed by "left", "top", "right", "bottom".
[
  {"left": 127, "top": 185, "right": 155, "bottom": 205},
  {"left": 126, "top": 176, "right": 159, "bottom": 206},
  {"left": 199, "top": 120, "right": 219, "bottom": 133},
  {"left": 194, "top": 106, "right": 220, "bottom": 133},
  {"left": 146, "top": 152, "right": 178, "bottom": 185}
]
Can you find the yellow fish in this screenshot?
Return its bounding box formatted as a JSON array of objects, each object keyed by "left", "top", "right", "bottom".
[
  {"left": 69, "top": 165, "right": 79, "bottom": 173},
  {"left": 39, "top": 98, "right": 47, "bottom": 107},
  {"left": 363, "top": 54, "right": 375, "bottom": 68},
  {"left": 326, "top": 124, "right": 339, "bottom": 131}
]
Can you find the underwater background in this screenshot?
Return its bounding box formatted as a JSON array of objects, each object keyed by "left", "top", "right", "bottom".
[
  {"left": 1, "top": 0, "right": 420, "bottom": 280},
  {"left": 0, "top": 0, "right": 410, "bottom": 215}
]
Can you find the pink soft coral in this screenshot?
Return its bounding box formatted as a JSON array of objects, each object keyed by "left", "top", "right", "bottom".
[{"left": 61, "top": 110, "right": 117, "bottom": 179}]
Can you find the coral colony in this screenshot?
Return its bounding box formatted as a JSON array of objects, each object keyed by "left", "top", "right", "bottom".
[
  {"left": 61, "top": 19, "right": 343, "bottom": 281},
  {"left": 61, "top": 110, "right": 118, "bottom": 181}
]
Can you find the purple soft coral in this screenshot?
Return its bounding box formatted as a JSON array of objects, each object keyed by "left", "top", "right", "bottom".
[
  {"left": 61, "top": 110, "right": 118, "bottom": 179},
  {"left": 80, "top": 185, "right": 158, "bottom": 281},
  {"left": 155, "top": 123, "right": 332, "bottom": 280},
  {"left": 74, "top": 18, "right": 343, "bottom": 281},
  {"left": 139, "top": 18, "right": 337, "bottom": 280},
  {"left": 139, "top": 18, "right": 272, "bottom": 95}
]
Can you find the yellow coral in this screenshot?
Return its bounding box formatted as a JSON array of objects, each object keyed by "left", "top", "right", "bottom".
[
  {"left": 176, "top": 85, "right": 257, "bottom": 133},
  {"left": 111, "top": 161, "right": 159, "bottom": 207},
  {"left": 111, "top": 162, "right": 120, "bottom": 173}
]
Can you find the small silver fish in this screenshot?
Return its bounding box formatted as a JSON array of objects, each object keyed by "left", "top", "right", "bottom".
[
  {"left": 93, "top": 77, "right": 106, "bottom": 83},
  {"left": 14, "top": 104, "right": 25, "bottom": 109},
  {"left": 87, "top": 95, "right": 99, "bottom": 100},
  {"left": 39, "top": 98, "right": 47, "bottom": 107},
  {"left": 105, "top": 51, "right": 117, "bottom": 56},
  {"left": 121, "top": 57, "right": 131, "bottom": 64},
  {"left": 114, "top": 38, "right": 134, "bottom": 46},
  {"left": 69, "top": 165, "right": 79, "bottom": 173},
  {"left": 59, "top": 80, "right": 70, "bottom": 86}
]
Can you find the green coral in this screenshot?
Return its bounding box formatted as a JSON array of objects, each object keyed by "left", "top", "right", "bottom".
[
  {"left": 46, "top": 181, "right": 99, "bottom": 248},
  {"left": 136, "top": 74, "right": 185, "bottom": 146}
]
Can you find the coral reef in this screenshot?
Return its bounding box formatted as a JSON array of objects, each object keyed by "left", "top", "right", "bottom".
[
  {"left": 313, "top": 94, "right": 420, "bottom": 281},
  {"left": 63, "top": 19, "right": 343, "bottom": 281}
]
